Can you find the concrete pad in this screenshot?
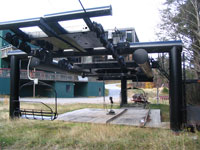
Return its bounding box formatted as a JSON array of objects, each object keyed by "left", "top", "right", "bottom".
[
  {"left": 57, "top": 108, "right": 125, "bottom": 124},
  {"left": 111, "top": 109, "right": 151, "bottom": 126},
  {"left": 57, "top": 108, "right": 162, "bottom": 128},
  {"left": 146, "top": 109, "right": 161, "bottom": 128}
]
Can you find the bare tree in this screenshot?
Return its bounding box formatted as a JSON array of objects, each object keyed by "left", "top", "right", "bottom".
[{"left": 157, "top": 0, "right": 200, "bottom": 78}]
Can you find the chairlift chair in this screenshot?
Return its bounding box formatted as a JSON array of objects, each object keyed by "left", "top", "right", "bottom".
[
  {"left": 14, "top": 80, "right": 58, "bottom": 120},
  {"left": 131, "top": 87, "right": 149, "bottom": 104}
]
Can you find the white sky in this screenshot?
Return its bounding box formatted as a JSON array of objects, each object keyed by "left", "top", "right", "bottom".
[{"left": 0, "top": 0, "right": 165, "bottom": 42}]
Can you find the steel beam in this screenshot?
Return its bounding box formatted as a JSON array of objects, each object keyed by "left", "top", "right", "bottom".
[
  {"left": 53, "top": 41, "right": 183, "bottom": 57},
  {"left": 120, "top": 76, "right": 127, "bottom": 107},
  {"left": 169, "top": 46, "right": 183, "bottom": 131},
  {"left": 54, "top": 49, "right": 111, "bottom": 57},
  {"left": 44, "top": 6, "right": 112, "bottom": 22},
  {"left": 10, "top": 28, "right": 30, "bottom": 42},
  {"left": 75, "top": 61, "right": 138, "bottom": 69},
  {"left": 9, "top": 56, "right": 20, "bottom": 118},
  {"left": 95, "top": 69, "right": 136, "bottom": 74},
  {"left": 29, "top": 57, "right": 89, "bottom": 75},
  {"left": 33, "top": 63, "right": 87, "bottom": 75},
  {"left": 46, "top": 22, "right": 68, "bottom": 34},
  {"left": 39, "top": 18, "right": 85, "bottom": 52},
  {"left": 5, "top": 41, "right": 182, "bottom": 58},
  {"left": 0, "top": 6, "right": 112, "bottom": 30},
  {"left": 39, "top": 18, "right": 58, "bottom": 37},
  {"left": 98, "top": 75, "right": 153, "bottom": 82},
  {"left": 129, "top": 41, "right": 183, "bottom": 53}
]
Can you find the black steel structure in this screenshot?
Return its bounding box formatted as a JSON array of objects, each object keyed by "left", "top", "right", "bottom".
[
  {"left": 0, "top": 5, "right": 184, "bottom": 131},
  {"left": 169, "top": 47, "right": 183, "bottom": 130},
  {"left": 9, "top": 56, "right": 20, "bottom": 118}
]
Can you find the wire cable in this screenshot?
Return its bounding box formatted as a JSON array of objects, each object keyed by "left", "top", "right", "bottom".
[{"left": 78, "top": 0, "right": 87, "bottom": 14}]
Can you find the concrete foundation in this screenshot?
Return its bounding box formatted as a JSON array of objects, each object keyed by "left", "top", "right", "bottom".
[{"left": 57, "top": 108, "right": 163, "bottom": 128}]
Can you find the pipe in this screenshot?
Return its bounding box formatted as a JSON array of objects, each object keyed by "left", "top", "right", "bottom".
[
  {"left": 29, "top": 57, "right": 89, "bottom": 75},
  {"left": 169, "top": 46, "right": 183, "bottom": 131},
  {"left": 10, "top": 56, "right": 20, "bottom": 118},
  {"left": 121, "top": 76, "right": 127, "bottom": 107}
]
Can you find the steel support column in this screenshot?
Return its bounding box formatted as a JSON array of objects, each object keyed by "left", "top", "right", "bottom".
[
  {"left": 9, "top": 55, "right": 20, "bottom": 118},
  {"left": 169, "top": 46, "right": 183, "bottom": 131},
  {"left": 120, "top": 76, "right": 127, "bottom": 107}
]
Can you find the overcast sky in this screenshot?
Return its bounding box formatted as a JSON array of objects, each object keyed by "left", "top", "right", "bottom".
[{"left": 0, "top": 0, "right": 165, "bottom": 42}]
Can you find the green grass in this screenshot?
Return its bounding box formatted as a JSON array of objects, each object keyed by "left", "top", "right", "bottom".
[
  {"left": 161, "top": 87, "right": 169, "bottom": 94},
  {"left": 105, "top": 88, "right": 109, "bottom": 96},
  {"left": 0, "top": 101, "right": 200, "bottom": 150}
]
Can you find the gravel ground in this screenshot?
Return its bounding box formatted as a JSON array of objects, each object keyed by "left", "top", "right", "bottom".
[{"left": 0, "top": 96, "right": 122, "bottom": 104}]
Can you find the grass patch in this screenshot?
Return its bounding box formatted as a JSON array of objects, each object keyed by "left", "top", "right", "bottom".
[
  {"left": 0, "top": 101, "right": 200, "bottom": 150},
  {"left": 105, "top": 88, "right": 109, "bottom": 96},
  {"left": 161, "top": 87, "right": 169, "bottom": 94},
  {"left": 19, "top": 102, "right": 108, "bottom": 115}
]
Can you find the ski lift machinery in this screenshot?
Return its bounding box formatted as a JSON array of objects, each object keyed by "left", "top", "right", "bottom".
[
  {"left": 0, "top": 0, "right": 185, "bottom": 132},
  {"left": 3, "top": 0, "right": 115, "bottom": 121}
]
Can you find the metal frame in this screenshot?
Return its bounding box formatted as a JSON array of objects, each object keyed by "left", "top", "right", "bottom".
[
  {"left": 9, "top": 55, "right": 20, "bottom": 118},
  {"left": 0, "top": 5, "right": 184, "bottom": 131},
  {"left": 169, "top": 46, "right": 183, "bottom": 131}
]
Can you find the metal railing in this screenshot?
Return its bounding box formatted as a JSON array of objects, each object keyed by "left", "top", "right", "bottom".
[
  {"left": 0, "top": 68, "right": 76, "bottom": 81},
  {"left": 0, "top": 68, "right": 96, "bottom": 82}
]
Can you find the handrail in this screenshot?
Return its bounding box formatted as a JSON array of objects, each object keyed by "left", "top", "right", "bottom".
[
  {"left": 0, "top": 68, "right": 97, "bottom": 82},
  {"left": 0, "top": 68, "right": 76, "bottom": 81}
]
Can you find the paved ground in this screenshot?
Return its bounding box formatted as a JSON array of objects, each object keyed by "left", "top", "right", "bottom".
[
  {"left": 57, "top": 108, "right": 164, "bottom": 128},
  {"left": 57, "top": 108, "right": 126, "bottom": 124},
  {"left": 105, "top": 83, "right": 121, "bottom": 98},
  {"left": 0, "top": 96, "right": 138, "bottom": 105},
  {"left": 0, "top": 96, "right": 121, "bottom": 104}
]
